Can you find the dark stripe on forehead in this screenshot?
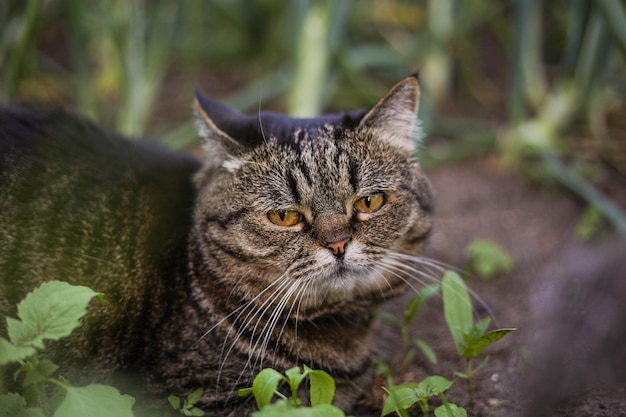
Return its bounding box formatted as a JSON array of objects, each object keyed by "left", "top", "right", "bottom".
[
  {"left": 286, "top": 169, "right": 301, "bottom": 203},
  {"left": 348, "top": 157, "right": 360, "bottom": 192},
  {"left": 295, "top": 159, "right": 312, "bottom": 186}
]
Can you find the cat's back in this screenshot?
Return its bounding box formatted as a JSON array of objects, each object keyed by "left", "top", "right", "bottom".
[{"left": 0, "top": 106, "right": 201, "bottom": 340}]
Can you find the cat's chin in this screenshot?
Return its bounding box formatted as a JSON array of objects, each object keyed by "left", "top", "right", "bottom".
[{"left": 310, "top": 262, "right": 385, "bottom": 295}]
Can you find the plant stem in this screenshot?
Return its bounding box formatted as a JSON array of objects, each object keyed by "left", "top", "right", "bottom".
[
  {"left": 596, "top": 0, "right": 626, "bottom": 58},
  {"left": 439, "top": 393, "right": 455, "bottom": 417},
  {"left": 542, "top": 152, "right": 626, "bottom": 236},
  {"left": 4, "top": 0, "right": 44, "bottom": 99},
  {"left": 288, "top": 0, "right": 332, "bottom": 117},
  {"left": 465, "top": 358, "right": 474, "bottom": 400}
]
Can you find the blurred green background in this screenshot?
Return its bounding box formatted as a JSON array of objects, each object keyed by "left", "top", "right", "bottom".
[{"left": 1, "top": 0, "right": 625, "bottom": 234}]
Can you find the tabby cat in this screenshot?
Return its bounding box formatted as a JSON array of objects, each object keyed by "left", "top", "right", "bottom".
[{"left": 0, "top": 75, "right": 433, "bottom": 415}]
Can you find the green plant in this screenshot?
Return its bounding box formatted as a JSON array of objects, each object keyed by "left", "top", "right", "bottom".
[
  {"left": 378, "top": 283, "right": 440, "bottom": 369},
  {"left": 441, "top": 271, "right": 516, "bottom": 397},
  {"left": 465, "top": 239, "right": 514, "bottom": 280},
  {"left": 238, "top": 365, "right": 345, "bottom": 417},
  {"left": 0, "top": 281, "right": 135, "bottom": 417},
  {"left": 167, "top": 388, "right": 205, "bottom": 416},
  {"left": 381, "top": 375, "right": 465, "bottom": 417},
  {"left": 574, "top": 205, "right": 605, "bottom": 242}
]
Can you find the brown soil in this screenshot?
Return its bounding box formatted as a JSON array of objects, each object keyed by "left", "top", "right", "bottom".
[{"left": 359, "top": 156, "right": 626, "bottom": 417}]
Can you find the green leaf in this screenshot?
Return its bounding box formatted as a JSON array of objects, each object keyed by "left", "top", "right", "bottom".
[
  {"left": 308, "top": 369, "right": 335, "bottom": 406},
  {"left": 186, "top": 388, "right": 204, "bottom": 406},
  {"left": 466, "top": 239, "right": 514, "bottom": 279},
  {"left": 251, "top": 399, "right": 291, "bottom": 416},
  {"left": 414, "top": 338, "right": 438, "bottom": 364},
  {"left": 168, "top": 395, "right": 181, "bottom": 410},
  {"left": 252, "top": 368, "right": 286, "bottom": 410},
  {"left": 251, "top": 400, "right": 345, "bottom": 417},
  {"left": 238, "top": 387, "right": 253, "bottom": 397},
  {"left": 0, "top": 393, "right": 45, "bottom": 417},
  {"left": 415, "top": 376, "right": 454, "bottom": 398},
  {"left": 403, "top": 283, "right": 440, "bottom": 324},
  {"left": 375, "top": 359, "right": 393, "bottom": 377},
  {"left": 575, "top": 205, "right": 603, "bottom": 242},
  {"left": 53, "top": 384, "right": 135, "bottom": 417},
  {"left": 462, "top": 328, "right": 516, "bottom": 358},
  {"left": 434, "top": 403, "right": 467, "bottom": 417},
  {"left": 190, "top": 407, "right": 205, "bottom": 416},
  {"left": 285, "top": 366, "right": 306, "bottom": 397},
  {"left": 7, "top": 282, "right": 100, "bottom": 350},
  {"left": 442, "top": 271, "right": 473, "bottom": 355},
  {"left": 381, "top": 384, "right": 420, "bottom": 416},
  {"left": 377, "top": 311, "right": 401, "bottom": 328},
  {"left": 308, "top": 403, "right": 345, "bottom": 417},
  {"left": 0, "top": 338, "right": 36, "bottom": 365},
  {"left": 23, "top": 359, "right": 59, "bottom": 386},
  {"left": 473, "top": 317, "right": 491, "bottom": 337}
]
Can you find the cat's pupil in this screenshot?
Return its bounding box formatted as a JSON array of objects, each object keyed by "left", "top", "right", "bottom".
[
  {"left": 279, "top": 210, "right": 286, "bottom": 221},
  {"left": 363, "top": 196, "right": 372, "bottom": 208}
]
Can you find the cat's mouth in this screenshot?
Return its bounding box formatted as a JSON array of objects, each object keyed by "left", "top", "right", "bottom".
[{"left": 312, "top": 260, "right": 379, "bottom": 292}]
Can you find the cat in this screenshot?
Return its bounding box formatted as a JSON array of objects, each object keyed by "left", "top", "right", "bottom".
[{"left": 0, "top": 75, "right": 433, "bottom": 416}]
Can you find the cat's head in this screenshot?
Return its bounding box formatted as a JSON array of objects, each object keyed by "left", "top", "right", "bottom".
[{"left": 192, "top": 76, "right": 432, "bottom": 314}]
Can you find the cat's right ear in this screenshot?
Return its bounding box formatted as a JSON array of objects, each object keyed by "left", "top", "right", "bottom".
[
  {"left": 358, "top": 75, "right": 421, "bottom": 153},
  {"left": 194, "top": 91, "right": 245, "bottom": 154}
]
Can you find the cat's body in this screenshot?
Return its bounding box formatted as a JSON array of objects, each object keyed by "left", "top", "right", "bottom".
[{"left": 0, "top": 76, "right": 433, "bottom": 415}]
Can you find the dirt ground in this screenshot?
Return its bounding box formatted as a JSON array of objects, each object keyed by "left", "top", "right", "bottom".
[{"left": 358, "top": 156, "right": 626, "bottom": 417}]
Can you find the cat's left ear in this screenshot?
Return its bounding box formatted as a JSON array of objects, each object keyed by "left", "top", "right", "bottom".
[
  {"left": 193, "top": 91, "right": 247, "bottom": 154},
  {"left": 358, "top": 75, "right": 421, "bottom": 152}
]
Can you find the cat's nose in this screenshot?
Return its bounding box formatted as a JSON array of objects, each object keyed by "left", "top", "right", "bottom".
[{"left": 326, "top": 237, "right": 351, "bottom": 257}]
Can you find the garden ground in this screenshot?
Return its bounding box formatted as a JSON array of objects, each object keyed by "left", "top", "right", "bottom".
[{"left": 357, "top": 156, "right": 626, "bottom": 417}]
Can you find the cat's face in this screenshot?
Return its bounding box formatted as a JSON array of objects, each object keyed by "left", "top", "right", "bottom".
[{"left": 192, "top": 77, "right": 432, "bottom": 313}]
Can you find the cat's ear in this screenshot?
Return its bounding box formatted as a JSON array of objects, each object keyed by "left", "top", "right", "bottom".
[
  {"left": 194, "top": 91, "right": 247, "bottom": 153},
  {"left": 358, "top": 75, "right": 421, "bottom": 152}
]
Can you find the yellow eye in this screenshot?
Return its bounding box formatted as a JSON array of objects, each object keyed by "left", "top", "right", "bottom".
[
  {"left": 268, "top": 210, "right": 303, "bottom": 227},
  {"left": 354, "top": 193, "right": 385, "bottom": 213}
]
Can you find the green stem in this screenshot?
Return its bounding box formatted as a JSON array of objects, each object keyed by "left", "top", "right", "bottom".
[
  {"left": 288, "top": 0, "right": 332, "bottom": 117},
  {"left": 465, "top": 358, "right": 474, "bottom": 399},
  {"left": 419, "top": 398, "right": 429, "bottom": 416},
  {"left": 542, "top": 152, "right": 626, "bottom": 236},
  {"left": 561, "top": 0, "right": 589, "bottom": 76},
  {"left": 64, "top": 0, "right": 96, "bottom": 119},
  {"left": 4, "top": 0, "right": 44, "bottom": 99},
  {"left": 439, "top": 393, "right": 455, "bottom": 417},
  {"left": 596, "top": 0, "right": 626, "bottom": 58}
]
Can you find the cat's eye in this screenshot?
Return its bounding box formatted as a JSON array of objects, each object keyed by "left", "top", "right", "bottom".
[
  {"left": 268, "top": 210, "right": 303, "bottom": 227},
  {"left": 354, "top": 193, "right": 385, "bottom": 213}
]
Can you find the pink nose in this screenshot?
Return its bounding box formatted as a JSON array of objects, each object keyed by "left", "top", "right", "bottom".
[{"left": 326, "top": 238, "right": 350, "bottom": 256}]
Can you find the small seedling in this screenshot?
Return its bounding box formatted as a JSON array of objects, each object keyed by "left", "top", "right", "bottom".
[
  {"left": 168, "top": 388, "right": 205, "bottom": 416},
  {"left": 238, "top": 365, "right": 345, "bottom": 416},
  {"left": 381, "top": 375, "right": 466, "bottom": 417},
  {"left": 378, "top": 283, "right": 440, "bottom": 369},
  {"left": 441, "top": 271, "right": 516, "bottom": 396},
  {"left": 465, "top": 239, "right": 514, "bottom": 280}
]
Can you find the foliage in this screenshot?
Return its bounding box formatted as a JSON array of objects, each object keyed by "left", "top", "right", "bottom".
[
  {"left": 378, "top": 283, "right": 440, "bottom": 369},
  {"left": 381, "top": 376, "right": 465, "bottom": 417},
  {"left": 575, "top": 204, "right": 605, "bottom": 242},
  {"left": 168, "top": 389, "right": 205, "bottom": 416},
  {"left": 238, "top": 366, "right": 345, "bottom": 417},
  {"left": 1, "top": 0, "right": 624, "bottom": 234},
  {"left": 0, "top": 281, "right": 135, "bottom": 417},
  {"left": 441, "top": 271, "right": 516, "bottom": 396},
  {"left": 465, "top": 239, "right": 514, "bottom": 280}
]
